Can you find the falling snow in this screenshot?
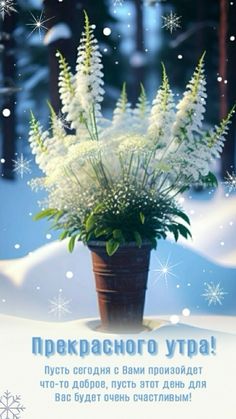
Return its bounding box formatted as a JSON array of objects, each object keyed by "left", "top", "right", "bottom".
[
  {"left": 162, "top": 11, "right": 182, "bottom": 34},
  {"left": 27, "top": 11, "right": 54, "bottom": 38},
  {"left": 12, "top": 154, "right": 31, "bottom": 179},
  {"left": 0, "top": 390, "right": 25, "bottom": 419},
  {"left": 202, "top": 282, "right": 228, "bottom": 306},
  {"left": 49, "top": 292, "right": 71, "bottom": 320},
  {"left": 2, "top": 108, "right": 11, "bottom": 117},
  {"left": 224, "top": 171, "right": 236, "bottom": 195},
  {"left": 0, "top": 0, "right": 17, "bottom": 20}
]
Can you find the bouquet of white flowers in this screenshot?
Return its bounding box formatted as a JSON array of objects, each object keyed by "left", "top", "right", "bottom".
[{"left": 29, "top": 12, "right": 234, "bottom": 256}]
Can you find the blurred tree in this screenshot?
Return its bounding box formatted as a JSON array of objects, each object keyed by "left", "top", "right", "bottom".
[
  {"left": 0, "top": 0, "right": 124, "bottom": 181},
  {"left": 0, "top": 12, "right": 17, "bottom": 179},
  {"left": 159, "top": 0, "right": 235, "bottom": 175},
  {"left": 221, "top": 0, "right": 236, "bottom": 175},
  {"left": 219, "top": 0, "right": 228, "bottom": 120},
  {"left": 160, "top": 0, "right": 219, "bottom": 123},
  {"left": 131, "top": 0, "right": 145, "bottom": 104},
  {"left": 43, "top": 0, "right": 77, "bottom": 113}
]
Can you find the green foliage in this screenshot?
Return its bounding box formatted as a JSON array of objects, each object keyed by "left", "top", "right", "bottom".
[
  {"left": 29, "top": 112, "right": 47, "bottom": 152},
  {"left": 33, "top": 182, "right": 192, "bottom": 255},
  {"left": 200, "top": 171, "right": 218, "bottom": 188},
  {"left": 57, "top": 51, "right": 75, "bottom": 96}
]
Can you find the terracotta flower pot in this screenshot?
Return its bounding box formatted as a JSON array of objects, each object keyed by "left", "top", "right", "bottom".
[{"left": 88, "top": 241, "right": 152, "bottom": 332}]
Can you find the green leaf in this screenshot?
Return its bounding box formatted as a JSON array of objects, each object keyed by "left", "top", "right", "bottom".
[
  {"left": 54, "top": 210, "right": 65, "bottom": 223},
  {"left": 173, "top": 227, "right": 179, "bottom": 242},
  {"left": 139, "top": 212, "right": 145, "bottom": 224},
  {"left": 201, "top": 171, "right": 218, "bottom": 187},
  {"left": 106, "top": 239, "right": 120, "bottom": 256},
  {"left": 33, "top": 209, "right": 58, "bottom": 221},
  {"left": 93, "top": 203, "right": 105, "bottom": 213},
  {"left": 168, "top": 225, "right": 179, "bottom": 242},
  {"left": 177, "top": 223, "right": 192, "bottom": 239},
  {"left": 68, "top": 235, "right": 77, "bottom": 253},
  {"left": 94, "top": 227, "right": 112, "bottom": 238},
  {"left": 85, "top": 231, "right": 94, "bottom": 242},
  {"left": 150, "top": 238, "right": 157, "bottom": 249},
  {"left": 85, "top": 213, "right": 96, "bottom": 232},
  {"left": 176, "top": 210, "right": 191, "bottom": 226},
  {"left": 59, "top": 230, "right": 69, "bottom": 240},
  {"left": 133, "top": 231, "right": 142, "bottom": 248},
  {"left": 113, "top": 229, "right": 124, "bottom": 242}
]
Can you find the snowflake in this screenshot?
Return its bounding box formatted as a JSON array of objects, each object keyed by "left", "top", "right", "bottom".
[
  {"left": 0, "top": 0, "right": 17, "bottom": 20},
  {"left": 26, "top": 11, "right": 54, "bottom": 38},
  {"left": 202, "top": 282, "right": 227, "bottom": 306},
  {"left": 0, "top": 390, "right": 25, "bottom": 419},
  {"left": 113, "top": 0, "right": 124, "bottom": 5},
  {"left": 224, "top": 171, "right": 236, "bottom": 194},
  {"left": 162, "top": 11, "right": 182, "bottom": 34},
  {"left": 49, "top": 292, "right": 71, "bottom": 320},
  {"left": 152, "top": 255, "right": 181, "bottom": 287},
  {"left": 12, "top": 154, "right": 31, "bottom": 179}
]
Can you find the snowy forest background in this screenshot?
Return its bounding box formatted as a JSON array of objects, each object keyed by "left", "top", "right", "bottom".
[{"left": 0, "top": 0, "right": 235, "bottom": 260}]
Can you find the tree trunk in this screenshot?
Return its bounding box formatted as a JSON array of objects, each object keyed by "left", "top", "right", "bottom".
[
  {"left": 219, "top": 0, "right": 236, "bottom": 177},
  {"left": 221, "top": 0, "right": 236, "bottom": 175},
  {"left": 1, "top": 13, "right": 17, "bottom": 180},
  {"left": 43, "top": 0, "right": 77, "bottom": 113},
  {"left": 131, "top": 0, "right": 145, "bottom": 104},
  {"left": 219, "top": 0, "right": 228, "bottom": 119},
  {"left": 195, "top": 0, "right": 205, "bottom": 54}
]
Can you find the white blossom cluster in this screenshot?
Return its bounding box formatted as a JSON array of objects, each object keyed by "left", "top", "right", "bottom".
[{"left": 29, "top": 13, "right": 234, "bottom": 221}]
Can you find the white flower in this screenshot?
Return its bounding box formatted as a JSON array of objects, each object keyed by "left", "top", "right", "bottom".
[
  {"left": 112, "top": 83, "right": 133, "bottom": 132},
  {"left": 148, "top": 64, "right": 175, "bottom": 147},
  {"left": 29, "top": 16, "right": 233, "bottom": 221},
  {"left": 172, "top": 53, "right": 207, "bottom": 143},
  {"left": 118, "top": 135, "right": 147, "bottom": 154},
  {"left": 132, "top": 85, "right": 150, "bottom": 134}
]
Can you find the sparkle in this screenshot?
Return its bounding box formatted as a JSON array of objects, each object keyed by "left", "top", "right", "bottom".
[
  {"left": 224, "top": 171, "right": 236, "bottom": 194},
  {"left": 162, "top": 11, "right": 182, "bottom": 34},
  {"left": 152, "top": 255, "right": 180, "bottom": 287},
  {"left": 0, "top": 0, "right": 17, "bottom": 20},
  {"left": 49, "top": 293, "right": 71, "bottom": 320},
  {"left": 12, "top": 153, "right": 31, "bottom": 179},
  {"left": 27, "top": 11, "right": 54, "bottom": 39},
  {"left": 202, "top": 282, "right": 227, "bottom": 306},
  {"left": 0, "top": 390, "right": 25, "bottom": 419}
]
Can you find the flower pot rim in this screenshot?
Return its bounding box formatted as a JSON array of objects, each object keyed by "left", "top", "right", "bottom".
[{"left": 87, "top": 240, "right": 152, "bottom": 248}]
